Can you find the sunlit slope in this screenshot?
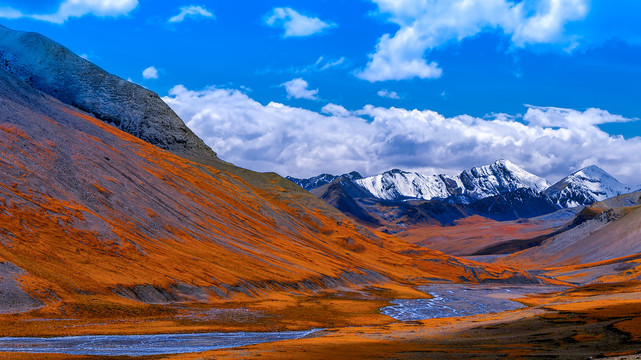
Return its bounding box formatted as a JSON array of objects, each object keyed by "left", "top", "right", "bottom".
[
  {"left": 397, "top": 210, "right": 578, "bottom": 256},
  {"left": 0, "top": 68, "right": 535, "bottom": 311},
  {"left": 498, "top": 192, "right": 641, "bottom": 283}
]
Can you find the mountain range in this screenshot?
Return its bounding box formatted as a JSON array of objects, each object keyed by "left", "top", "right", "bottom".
[
  {"left": 290, "top": 159, "right": 638, "bottom": 224},
  {"left": 354, "top": 159, "right": 551, "bottom": 203}
]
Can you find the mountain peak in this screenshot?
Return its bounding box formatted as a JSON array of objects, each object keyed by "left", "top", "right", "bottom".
[
  {"left": 573, "top": 165, "right": 614, "bottom": 179},
  {"left": 346, "top": 171, "right": 363, "bottom": 179},
  {"left": 494, "top": 158, "right": 513, "bottom": 166},
  {"left": 545, "top": 164, "right": 636, "bottom": 207},
  {"left": 461, "top": 159, "right": 551, "bottom": 200},
  {"left": 0, "top": 24, "right": 217, "bottom": 165}
]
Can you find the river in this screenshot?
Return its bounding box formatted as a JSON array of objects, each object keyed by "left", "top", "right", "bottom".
[
  {"left": 381, "top": 284, "right": 563, "bottom": 321},
  {"left": 0, "top": 329, "right": 320, "bottom": 356}
]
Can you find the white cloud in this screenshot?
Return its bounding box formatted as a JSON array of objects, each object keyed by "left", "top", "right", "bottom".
[
  {"left": 321, "top": 103, "right": 350, "bottom": 117},
  {"left": 169, "top": 5, "right": 214, "bottom": 23},
  {"left": 257, "top": 56, "right": 347, "bottom": 75},
  {"left": 523, "top": 105, "right": 632, "bottom": 128},
  {"left": 281, "top": 78, "right": 318, "bottom": 100},
  {"left": 1, "top": 0, "right": 139, "bottom": 24},
  {"left": 377, "top": 89, "right": 400, "bottom": 99},
  {"left": 315, "top": 56, "right": 346, "bottom": 71},
  {"left": 265, "top": 7, "right": 336, "bottom": 37},
  {"left": 163, "top": 85, "right": 641, "bottom": 184},
  {"left": 142, "top": 66, "right": 159, "bottom": 79},
  {"left": 511, "top": 0, "right": 589, "bottom": 47},
  {"left": 358, "top": 0, "right": 591, "bottom": 81},
  {"left": 0, "top": 7, "right": 24, "bottom": 19}
]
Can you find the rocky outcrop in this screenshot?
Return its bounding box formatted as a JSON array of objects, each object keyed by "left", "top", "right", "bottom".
[
  {"left": 0, "top": 25, "right": 217, "bottom": 164},
  {"left": 0, "top": 262, "right": 43, "bottom": 314}
]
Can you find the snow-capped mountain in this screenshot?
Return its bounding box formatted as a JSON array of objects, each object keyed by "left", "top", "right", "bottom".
[
  {"left": 354, "top": 169, "right": 462, "bottom": 201},
  {"left": 459, "top": 159, "right": 551, "bottom": 200},
  {"left": 354, "top": 159, "right": 550, "bottom": 203},
  {"left": 544, "top": 165, "right": 640, "bottom": 208},
  {"left": 293, "top": 160, "right": 640, "bottom": 212},
  {"left": 287, "top": 171, "right": 362, "bottom": 191}
]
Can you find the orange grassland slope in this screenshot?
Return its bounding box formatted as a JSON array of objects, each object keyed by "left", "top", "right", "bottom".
[{"left": 0, "top": 67, "right": 534, "bottom": 336}]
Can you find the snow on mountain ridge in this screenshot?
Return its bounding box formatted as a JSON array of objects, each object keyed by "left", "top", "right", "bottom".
[
  {"left": 460, "top": 159, "right": 551, "bottom": 201},
  {"left": 354, "top": 159, "right": 549, "bottom": 203},
  {"left": 293, "top": 161, "right": 639, "bottom": 208},
  {"left": 354, "top": 170, "right": 460, "bottom": 201},
  {"left": 545, "top": 165, "right": 640, "bottom": 208}
]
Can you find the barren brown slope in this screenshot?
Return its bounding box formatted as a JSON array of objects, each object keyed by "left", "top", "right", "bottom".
[
  {"left": 496, "top": 192, "right": 641, "bottom": 283},
  {"left": 397, "top": 210, "right": 578, "bottom": 256},
  {"left": 0, "top": 64, "right": 536, "bottom": 318}
]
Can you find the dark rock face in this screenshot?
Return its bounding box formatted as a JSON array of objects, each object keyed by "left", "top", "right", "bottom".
[
  {"left": 468, "top": 188, "right": 560, "bottom": 221},
  {"left": 311, "top": 176, "right": 381, "bottom": 226},
  {"left": 0, "top": 25, "right": 217, "bottom": 165}
]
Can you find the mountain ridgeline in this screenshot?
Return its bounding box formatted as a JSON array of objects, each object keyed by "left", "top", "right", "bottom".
[
  {"left": 287, "top": 171, "right": 363, "bottom": 191},
  {"left": 292, "top": 160, "right": 639, "bottom": 229},
  {"left": 0, "top": 25, "right": 217, "bottom": 165},
  {"left": 354, "top": 159, "right": 551, "bottom": 203}
]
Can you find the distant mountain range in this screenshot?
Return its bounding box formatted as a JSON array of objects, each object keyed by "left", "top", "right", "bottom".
[
  {"left": 289, "top": 160, "right": 640, "bottom": 229},
  {"left": 288, "top": 171, "right": 363, "bottom": 191},
  {"left": 354, "top": 159, "right": 551, "bottom": 203}
]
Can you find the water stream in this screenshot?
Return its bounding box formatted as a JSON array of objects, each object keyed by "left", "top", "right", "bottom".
[
  {"left": 0, "top": 329, "right": 320, "bottom": 356},
  {"left": 381, "top": 284, "right": 562, "bottom": 321}
]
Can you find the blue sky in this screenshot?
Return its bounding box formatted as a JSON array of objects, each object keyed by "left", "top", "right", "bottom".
[{"left": 1, "top": 0, "right": 641, "bottom": 183}]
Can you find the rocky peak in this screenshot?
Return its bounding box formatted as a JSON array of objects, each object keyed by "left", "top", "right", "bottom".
[
  {"left": 459, "top": 159, "right": 551, "bottom": 200},
  {"left": 0, "top": 25, "right": 217, "bottom": 165},
  {"left": 545, "top": 165, "right": 639, "bottom": 207}
]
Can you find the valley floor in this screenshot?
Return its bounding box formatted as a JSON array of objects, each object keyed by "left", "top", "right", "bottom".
[{"left": 0, "top": 282, "right": 640, "bottom": 359}]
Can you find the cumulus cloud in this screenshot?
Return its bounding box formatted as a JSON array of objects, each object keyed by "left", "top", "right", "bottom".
[
  {"left": 142, "top": 66, "right": 159, "bottom": 79},
  {"left": 523, "top": 105, "right": 632, "bottom": 128},
  {"left": 163, "top": 85, "right": 641, "bottom": 184},
  {"left": 321, "top": 103, "right": 350, "bottom": 117},
  {"left": 281, "top": 78, "right": 318, "bottom": 100},
  {"left": 265, "top": 7, "right": 336, "bottom": 37},
  {"left": 377, "top": 89, "right": 400, "bottom": 99},
  {"left": 0, "top": 0, "right": 139, "bottom": 24},
  {"left": 169, "top": 5, "right": 214, "bottom": 23},
  {"left": 357, "top": 0, "right": 592, "bottom": 81}
]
